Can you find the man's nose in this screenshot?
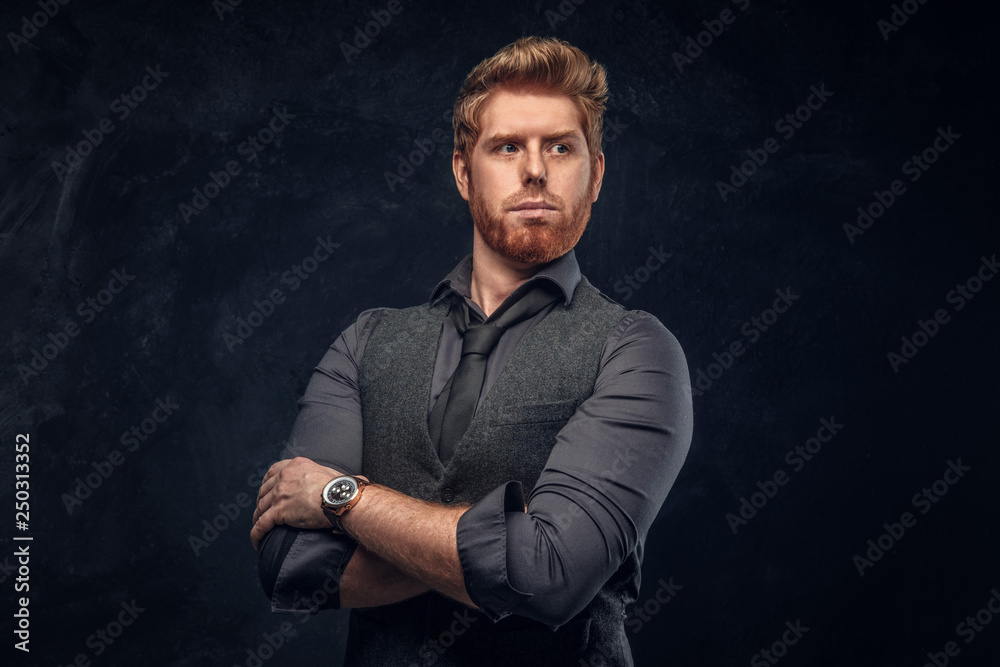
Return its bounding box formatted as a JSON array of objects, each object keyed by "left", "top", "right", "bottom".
[{"left": 522, "top": 148, "right": 547, "bottom": 186}]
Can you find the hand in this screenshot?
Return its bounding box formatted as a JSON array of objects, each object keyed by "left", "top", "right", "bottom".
[{"left": 250, "top": 457, "right": 342, "bottom": 550}]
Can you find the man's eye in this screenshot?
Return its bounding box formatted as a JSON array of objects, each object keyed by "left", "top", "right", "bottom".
[
  {"left": 498, "top": 143, "right": 517, "bottom": 153},
  {"left": 552, "top": 144, "right": 569, "bottom": 154}
]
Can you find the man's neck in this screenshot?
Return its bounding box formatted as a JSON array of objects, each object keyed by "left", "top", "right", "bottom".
[{"left": 469, "top": 233, "right": 546, "bottom": 318}]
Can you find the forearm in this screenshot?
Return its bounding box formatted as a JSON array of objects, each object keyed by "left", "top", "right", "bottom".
[
  {"left": 341, "top": 484, "right": 478, "bottom": 609},
  {"left": 339, "top": 542, "right": 432, "bottom": 608}
]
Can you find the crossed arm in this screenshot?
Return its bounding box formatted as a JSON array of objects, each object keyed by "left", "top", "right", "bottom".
[
  {"left": 251, "top": 308, "right": 693, "bottom": 623},
  {"left": 251, "top": 458, "right": 477, "bottom": 608}
]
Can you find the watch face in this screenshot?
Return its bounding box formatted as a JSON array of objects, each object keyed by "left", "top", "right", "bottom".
[{"left": 324, "top": 477, "right": 358, "bottom": 507}]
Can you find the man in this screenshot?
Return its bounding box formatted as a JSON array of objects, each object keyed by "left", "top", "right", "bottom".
[{"left": 251, "top": 36, "right": 693, "bottom": 666}]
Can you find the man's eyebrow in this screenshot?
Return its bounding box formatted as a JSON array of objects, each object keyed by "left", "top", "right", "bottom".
[{"left": 483, "top": 130, "right": 584, "bottom": 145}]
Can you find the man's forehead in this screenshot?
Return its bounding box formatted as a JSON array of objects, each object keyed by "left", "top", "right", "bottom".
[{"left": 477, "top": 87, "right": 586, "bottom": 140}]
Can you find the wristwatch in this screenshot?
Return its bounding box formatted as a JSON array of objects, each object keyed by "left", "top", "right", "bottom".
[{"left": 320, "top": 474, "right": 370, "bottom": 534}]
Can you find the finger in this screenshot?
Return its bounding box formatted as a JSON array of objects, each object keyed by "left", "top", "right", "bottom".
[
  {"left": 261, "top": 459, "right": 292, "bottom": 486},
  {"left": 252, "top": 496, "right": 264, "bottom": 525},
  {"left": 255, "top": 472, "right": 281, "bottom": 506},
  {"left": 256, "top": 486, "right": 276, "bottom": 520},
  {"left": 250, "top": 508, "right": 279, "bottom": 551}
]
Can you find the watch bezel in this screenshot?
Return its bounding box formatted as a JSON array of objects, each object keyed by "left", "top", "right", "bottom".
[{"left": 322, "top": 476, "right": 360, "bottom": 511}]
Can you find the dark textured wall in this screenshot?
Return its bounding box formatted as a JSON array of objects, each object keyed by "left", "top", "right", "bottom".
[{"left": 1, "top": 0, "right": 997, "bottom": 665}]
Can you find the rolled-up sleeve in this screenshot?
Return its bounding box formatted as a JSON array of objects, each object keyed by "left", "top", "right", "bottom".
[
  {"left": 257, "top": 308, "right": 391, "bottom": 613},
  {"left": 456, "top": 311, "right": 693, "bottom": 627}
]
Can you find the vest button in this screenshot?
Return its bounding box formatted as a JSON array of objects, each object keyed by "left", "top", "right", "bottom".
[{"left": 441, "top": 487, "right": 455, "bottom": 503}]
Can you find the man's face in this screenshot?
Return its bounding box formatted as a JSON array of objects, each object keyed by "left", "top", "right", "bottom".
[{"left": 453, "top": 86, "right": 604, "bottom": 267}]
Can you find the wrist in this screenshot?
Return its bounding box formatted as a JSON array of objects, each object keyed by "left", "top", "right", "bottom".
[{"left": 320, "top": 474, "right": 370, "bottom": 535}]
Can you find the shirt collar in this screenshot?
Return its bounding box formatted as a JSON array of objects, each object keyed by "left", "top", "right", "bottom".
[{"left": 429, "top": 248, "right": 582, "bottom": 309}]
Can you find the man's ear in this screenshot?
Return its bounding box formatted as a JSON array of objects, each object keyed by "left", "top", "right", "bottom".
[
  {"left": 590, "top": 151, "right": 605, "bottom": 203},
  {"left": 453, "top": 150, "right": 471, "bottom": 202}
]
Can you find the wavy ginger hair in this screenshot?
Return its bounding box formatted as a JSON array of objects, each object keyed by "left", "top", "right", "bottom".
[{"left": 452, "top": 36, "right": 609, "bottom": 163}]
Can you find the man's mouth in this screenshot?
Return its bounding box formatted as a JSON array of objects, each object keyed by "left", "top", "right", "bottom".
[{"left": 510, "top": 200, "right": 557, "bottom": 217}]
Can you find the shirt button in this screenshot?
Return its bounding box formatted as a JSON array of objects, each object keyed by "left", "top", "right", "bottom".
[{"left": 441, "top": 487, "right": 455, "bottom": 503}]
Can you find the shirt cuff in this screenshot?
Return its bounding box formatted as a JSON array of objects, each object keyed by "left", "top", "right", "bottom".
[
  {"left": 456, "top": 481, "right": 534, "bottom": 622},
  {"left": 264, "top": 527, "right": 357, "bottom": 614}
]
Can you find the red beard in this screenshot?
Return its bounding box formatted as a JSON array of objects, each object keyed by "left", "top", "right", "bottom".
[{"left": 468, "top": 171, "right": 596, "bottom": 265}]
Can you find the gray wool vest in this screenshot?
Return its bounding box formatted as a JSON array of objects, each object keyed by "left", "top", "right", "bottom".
[{"left": 347, "top": 277, "right": 638, "bottom": 667}]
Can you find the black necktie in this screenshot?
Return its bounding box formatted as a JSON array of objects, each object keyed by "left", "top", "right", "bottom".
[{"left": 430, "top": 282, "right": 561, "bottom": 464}]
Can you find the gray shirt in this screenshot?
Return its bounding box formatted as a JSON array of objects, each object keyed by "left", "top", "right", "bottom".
[{"left": 258, "top": 249, "right": 694, "bottom": 626}]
